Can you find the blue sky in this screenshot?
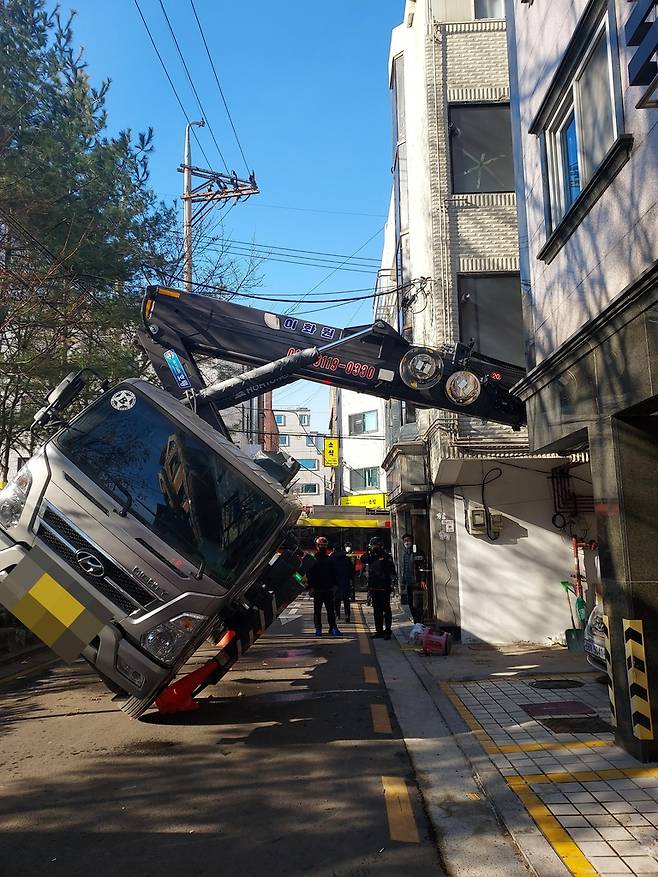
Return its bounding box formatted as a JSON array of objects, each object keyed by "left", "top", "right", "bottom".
[{"left": 56, "top": 0, "right": 402, "bottom": 428}]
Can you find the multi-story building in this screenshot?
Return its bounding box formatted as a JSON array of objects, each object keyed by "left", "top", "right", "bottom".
[
  {"left": 507, "top": 0, "right": 658, "bottom": 760},
  {"left": 378, "top": 0, "right": 590, "bottom": 644},
  {"left": 328, "top": 388, "right": 387, "bottom": 508},
  {"left": 274, "top": 406, "right": 329, "bottom": 505}
]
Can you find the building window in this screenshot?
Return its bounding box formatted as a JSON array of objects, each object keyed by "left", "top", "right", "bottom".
[
  {"left": 351, "top": 467, "right": 380, "bottom": 491},
  {"left": 474, "top": 0, "right": 504, "bottom": 19},
  {"left": 297, "top": 458, "right": 318, "bottom": 470},
  {"left": 348, "top": 410, "right": 378, "bottom": 435},
  {"left": 458, "top": 275, "right": 525, "bottom": 367},
  {"left": 278, "top": 434, "right": 289, "bottom": 447},
  {"left": 449, "top": 105, "right": 514, "bottom": 194},
  {"left": 274, "top": 414, "right": 286, "bottom": 426},
  {"left": 544, "top": 21, "right": 618, "bottom": 225},
  {"left": 293, "top": 482, "right": 319, "bottom": 495},
  {"left": 305, "top": 435, "right": 317, "bottom": 447},
  {"left": 298, "top": 413, "right": 310, "bottom": 426}
]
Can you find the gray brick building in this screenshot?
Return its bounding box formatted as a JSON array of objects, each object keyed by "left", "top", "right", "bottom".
[{"left": 380, "top": 0, "right": 591, "bottom": 644}]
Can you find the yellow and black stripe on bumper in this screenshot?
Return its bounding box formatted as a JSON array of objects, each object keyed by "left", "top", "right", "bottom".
[{"left": 0, "top": 545, "right": 112, "bottom": 663}]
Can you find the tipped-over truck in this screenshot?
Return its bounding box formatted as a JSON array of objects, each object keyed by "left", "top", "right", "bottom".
[{"left": 0, "top": 285, "right": 525, "bottom": 716}]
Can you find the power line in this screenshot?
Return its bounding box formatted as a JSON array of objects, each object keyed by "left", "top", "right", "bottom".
[
  {"left": 133, "top": 0, "right": 214, "bottom": 171},
  {"left": 204, "top": 244, "right": 378, "bottom": 274},
  {"left": 189, "top": 0, "right": 251, "bottom": 175},
  {"left": 285, "top": 225, "right": 385, "bottom": 315},
  {"left": 197, "top": 236, "right": 380, "bottom": 264},
  {"left": 158, "top": 0, "right": 229, "bottom": 173}
]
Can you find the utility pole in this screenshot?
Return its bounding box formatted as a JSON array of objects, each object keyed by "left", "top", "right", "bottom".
[
  {"left": 180, "top": 123, "right": 260, "bottom": 292},
  {"left": 183, "top": 119, "right": 205, "bottom": 291}
]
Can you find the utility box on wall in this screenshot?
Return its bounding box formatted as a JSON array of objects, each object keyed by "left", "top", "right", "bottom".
[{"left": 466, "top": 507, "right": 504, "bottom": 537}]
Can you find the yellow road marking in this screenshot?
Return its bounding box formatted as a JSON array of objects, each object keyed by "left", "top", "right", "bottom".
[
  {"left": 364, "top": 666, "right": 379, "bottom": 684},
  {"left": 371, "top": 703, "right": 392, "bottom": 734},
  {"left": 382, "top": 776, "right": 420, "bottom": 843},
  {"left": 508, "top": 778, "right": 597, "bottom": 876}
]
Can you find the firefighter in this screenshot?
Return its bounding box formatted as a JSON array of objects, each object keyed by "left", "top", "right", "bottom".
[
  {"left": 306, "top": 536, "right": 342, "bottom": 637},
  {"left": 361, "top": 535, "right": 395, "bottom": 640}
]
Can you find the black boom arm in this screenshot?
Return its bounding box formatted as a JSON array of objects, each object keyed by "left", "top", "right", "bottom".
[{"left": 137, "top": 286, "right": 526, "bottom": 430}]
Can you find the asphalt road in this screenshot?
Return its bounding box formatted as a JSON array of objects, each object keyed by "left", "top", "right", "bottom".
[{"left": 0, "top": 596, "right": 444, "bottom": 877}]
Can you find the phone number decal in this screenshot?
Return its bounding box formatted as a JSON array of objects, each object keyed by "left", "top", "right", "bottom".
[{"left": 287, "top": 348, "right": 375, "bottom": 381}]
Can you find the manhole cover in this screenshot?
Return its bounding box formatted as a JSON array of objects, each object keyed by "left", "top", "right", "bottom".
[
  {"left": 521, "top": 700, "right": 594, "bottom": 718},
  {"left": 541, "top": 716, "right": 613, "bottom": 734},
  {"left": 529, "top": 679, "right": 584, "bottom": 690}
]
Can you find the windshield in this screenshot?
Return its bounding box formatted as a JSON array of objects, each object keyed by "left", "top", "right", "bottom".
[{"left": 55, "top": 386, "right": 282, "bottom": 587}]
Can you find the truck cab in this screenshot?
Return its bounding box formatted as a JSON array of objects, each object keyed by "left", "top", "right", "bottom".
[{"left": 0, "top": 378, "right": 300, "bottom": 710}]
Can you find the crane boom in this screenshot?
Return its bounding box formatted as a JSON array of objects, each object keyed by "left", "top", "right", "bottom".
[{"left": 138, "top": 285, "right": 526, "bottom": 429}]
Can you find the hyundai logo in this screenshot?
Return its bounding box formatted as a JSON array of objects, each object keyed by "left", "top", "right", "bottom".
[{"left": 75, "top": 550, "right": 105, "bottom": 578}]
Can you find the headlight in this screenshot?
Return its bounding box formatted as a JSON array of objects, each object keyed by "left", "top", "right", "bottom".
[
  {"left": 140, "top": 613, "right": 207, "bottom": 665},
  {"left": 0, "top": 464, "right": 33, "bottom": 529}
]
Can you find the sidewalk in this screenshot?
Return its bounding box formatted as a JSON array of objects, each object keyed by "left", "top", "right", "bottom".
[{"left": 368, "top": 602, "right": 658, "bottom": 877}]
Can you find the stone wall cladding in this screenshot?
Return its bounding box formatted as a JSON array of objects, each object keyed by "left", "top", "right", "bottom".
[{"left": 419, "top": 19, "right": 522, "bottom": 470}]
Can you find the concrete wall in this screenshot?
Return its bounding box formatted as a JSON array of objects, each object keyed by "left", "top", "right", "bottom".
[
  {"left": 510, "top": 0, "right": 658, "bottom": 363},
  {"left": 453, "top": 463, "right": 575, "bottom": 643}
]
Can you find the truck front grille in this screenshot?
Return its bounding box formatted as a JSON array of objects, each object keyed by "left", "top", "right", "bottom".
[{"left": 37, "top": 506, "right": 161, "bottom": 614}]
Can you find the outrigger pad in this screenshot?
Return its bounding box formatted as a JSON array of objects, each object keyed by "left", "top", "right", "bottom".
[{"left": 0, "top": 545, "right": 112, "bottom": 663}]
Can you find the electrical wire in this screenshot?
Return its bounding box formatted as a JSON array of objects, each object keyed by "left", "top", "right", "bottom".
[
  {"left": 285, "top": 225, "right": 386, "bottom": 315},
  {"left": 202, "top": 241, "right": 378, "bottom": 273},
  {"left": 195, "top": 235, "right": 380, "bottom": 264},
  {"left": 189, "top": 0, "right": 251, "bottom": 176},
  {"left": 146, "top": 268, "right": 414, "bottom": 304},
  {"left": 133, "top": 0, "right": 214, "bottom": 171},
  {"left": 158, "top": 0, "right": 229, "bottom": 173}
]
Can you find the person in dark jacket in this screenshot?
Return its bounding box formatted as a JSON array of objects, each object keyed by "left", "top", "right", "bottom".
[
  {"left": 331, "top": 545, "right": 355, "bottom": 623},
  {"left": 306, "top": 536, "right": 342, "bottom": 637},
  {"left": 401, "top": 533, "right": 424, "bottom": 624},
  {"left": 361, "top": 535, "right": 395, "bottom": 640}
]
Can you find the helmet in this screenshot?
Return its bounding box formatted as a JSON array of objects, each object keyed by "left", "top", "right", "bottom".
[
  {"left": 315, "top": 536, "right": 329, "bottom": 549},
  {"left": 368, "top": 535, "right": 384, "bottom": 548}
]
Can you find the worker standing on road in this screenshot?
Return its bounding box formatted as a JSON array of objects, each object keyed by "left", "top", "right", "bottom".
[
  {"left": 331, "top": 544, "right": 355, "bottom": 623},
  {"left": 361, "top": 536, "right": 395, "bottom": 640},
  {"left": 401, "top": 533, "right": 424, "bottom": 624},
  {"left": 306, "top": 536, "right": 342, "bottom": 637}
]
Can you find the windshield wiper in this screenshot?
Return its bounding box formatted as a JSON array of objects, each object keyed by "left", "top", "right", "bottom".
[
  {"left": 111, "top": 481, "right": 134, "bottom": 518},
  {"left": 194, "top": 557, "right": 206, "bottom": 581}
]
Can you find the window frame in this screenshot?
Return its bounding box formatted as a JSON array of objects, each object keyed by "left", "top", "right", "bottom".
[
  {"left": 448, "top": 103, "right": 515, "bottom": 195},
  {"left": 297, "top": 458, "right": 319, "bottom": 470},
  {"left": 298, "top": 413, "right": 310, "bottom": 426},
  {"left": 348, "top": 410, "right": 379, "bottom": 436},
  {"left": 274, "top": 414, "right": 286, "bottom": 426},
  {"left": 457, "top": 272, "right": 526, "bottom": 368},
  {"left": 277, "top": 434, "right": 289, "bottom": 447},
  {"left": 544, "top": 15, "right": 619, "bottom": 226},
  {"left": 305, "top": 435, "right": 317, "bottom": 447},
  {"left": 351, "top": 467, "right": 381, "bottom": 491},
  {"left": 294, "top": 482, "right": 319, "bottom": 495},
  {"left": 473, "top": 0, "right": 505, "bottom": 20}
]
